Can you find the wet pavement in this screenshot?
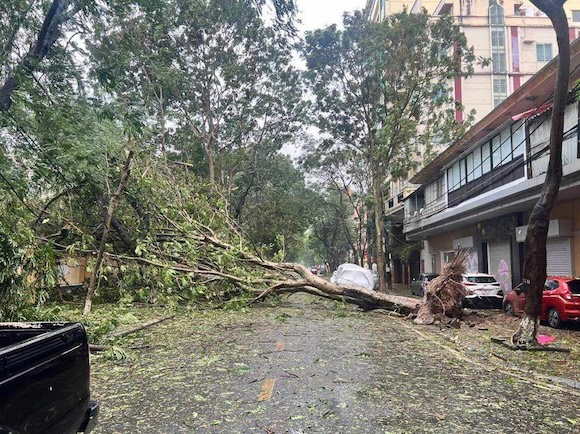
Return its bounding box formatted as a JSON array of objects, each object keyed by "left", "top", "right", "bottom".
[{"left": 91, "top": 297, "right": 579, "bottom": 433}]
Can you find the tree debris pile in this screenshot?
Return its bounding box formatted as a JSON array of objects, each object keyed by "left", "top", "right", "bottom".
[{"left": 414, "top": 249, "right": 470, "bottom": 325}]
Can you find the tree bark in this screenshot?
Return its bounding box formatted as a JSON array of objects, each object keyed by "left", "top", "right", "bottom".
[
  {"left": 84, "top": 151, "right": 134, "bottom": 315},
  {"left": 372, "top": 162, "right": 387, "bottom": 292},
  {"left": 513, "top": 0, "right": 569, "bottom": 346}
]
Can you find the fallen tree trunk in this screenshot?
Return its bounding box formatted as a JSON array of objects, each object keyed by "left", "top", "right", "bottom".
[{"left": 105, "top": 227, "right": 420, "bottom": 314}]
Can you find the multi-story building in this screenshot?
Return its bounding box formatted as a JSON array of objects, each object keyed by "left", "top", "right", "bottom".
[
  {"left": 403, "top": 38, "right": 580, "bottom": 289},
  {"left": 365, "top": 0, "right": 580, "bottom": 284}
]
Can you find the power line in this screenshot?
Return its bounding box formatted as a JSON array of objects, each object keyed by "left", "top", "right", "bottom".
[{"left": 0, "top": 172, "right": 37, "bottom": 216}]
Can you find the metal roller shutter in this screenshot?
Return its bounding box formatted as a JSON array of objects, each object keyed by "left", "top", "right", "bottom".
[
  {"left": 488, "top": 239, "right": 512, "bottom": 292},
  {"left": 546, "top": 237, "right": 573, "bottom": 276}
]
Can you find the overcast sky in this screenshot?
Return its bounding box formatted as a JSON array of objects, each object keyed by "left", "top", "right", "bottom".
[{"left": 295, "top": 0, "right": 365, "bottom": 32}]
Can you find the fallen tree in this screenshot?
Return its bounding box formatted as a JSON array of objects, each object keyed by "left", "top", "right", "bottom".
[
  {"left": 103, "top": 225, "right": 420, "bottom": 315},
  {"left": 34, "top": 157, "right": 459, "bottom": 319}
]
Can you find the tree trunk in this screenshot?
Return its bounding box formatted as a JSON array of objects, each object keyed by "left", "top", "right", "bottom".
[
  {"left": 1, "top": 0, "right": 66, "bottom": 113},
  {"left": 513, "top": 0, "right": 569, "bottom": 346},
  {"left": 84, "top": 151, "right": 134, "bottom": 315},
  {"left": 371, "top": 162, "right": 387, "bottom": 292}
]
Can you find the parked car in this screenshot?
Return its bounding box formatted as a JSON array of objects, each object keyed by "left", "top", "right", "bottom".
[
  {"left": 461, "top": 273, "right": 503, "bottom": 307},
  {"left": 503, "top": 276, "right": 580, "bottom": 328},
  {"left": 410, "top": 273, "right": 439, "bottom": 296},
  {"left": 310, "top": 266, "right": 318, "bottom": 275},
  {"left": 331, "top": 263, "right": 376, "bottom": 290},
  {"left": 0, "top": 322, "right": 99, "bottom": 433}
]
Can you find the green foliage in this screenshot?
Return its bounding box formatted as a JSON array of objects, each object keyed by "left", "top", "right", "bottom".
[
  {"left": 0, "top": 219, "right": 57, "bottom": 320},
  {"left": 0, "top": 0, "right": 317, "bottom": 318},
  {"left": 303, "top": 9, "right": 475, "bottom": 179},
  {"left": 302, "top": 9, "right": 476, "bottom": 287}
]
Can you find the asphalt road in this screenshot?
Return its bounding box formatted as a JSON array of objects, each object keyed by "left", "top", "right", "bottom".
[{"left": 91, "top": 297, "right": 579, "bottom": 433}]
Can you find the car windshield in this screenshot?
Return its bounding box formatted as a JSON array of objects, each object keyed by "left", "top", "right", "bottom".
[
  {"left": 426, "top": 275, "right": 438, "bottom": 281},
  {"left": 566, "top": 279, "right": 580, "bottom": 294},
  {"left": 466, "top": 276, "right": 497, "bottom": 283}
]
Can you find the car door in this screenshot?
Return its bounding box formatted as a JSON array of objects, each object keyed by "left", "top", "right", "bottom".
[
  {"left": 541, "top": 279, "right": 559, "bottom": 319},
  {"left": 513, "top": 284, "right": 526, "bottom": 314}
]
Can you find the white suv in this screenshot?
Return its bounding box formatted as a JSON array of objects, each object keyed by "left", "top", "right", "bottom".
[{"left": 462, "top": 273, "right": 503, "bottom": 307}]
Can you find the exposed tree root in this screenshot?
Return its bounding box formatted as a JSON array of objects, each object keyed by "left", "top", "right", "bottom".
[{"left": 415, "top": 249, "right": 469, "bottom": 325}]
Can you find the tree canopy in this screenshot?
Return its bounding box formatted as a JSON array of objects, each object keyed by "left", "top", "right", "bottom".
[{"left": 302, "top": 9, "right": 475, "bottom": 291}]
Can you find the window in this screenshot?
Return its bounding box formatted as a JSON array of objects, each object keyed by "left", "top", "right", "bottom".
[
  {"left": 443, "top": 251, "right": 456, "bottom": 264},
  {"left": 440, "top": 3, "right": 453, "bottom": 15},
  {"left": 573, "top": 10, "right": 580, "bottom": 22},
  {"left": 491, "top": 28, "right": 505, "bottom": 48},
  {"left": 452, "top": 161, "right": 461, "bottom": 190},
  {"left": 501, "top": 128, "right": 512, "bottom": 164},
  {"left": 493, "top": 76, "right": 508, "bottom": 107},
  {"left": 473, "top": 147, "right": 483, "bottom": 178},
  {"left": 536, "top": 43, "right": 553, "bottom": 62},
  {"left": 482, "top": 142, "right": 491, "bottom": 174},
  {"left": 466, "top": 152, "right": 475, "bottom": 182},
  {"left": 489, "top": 4, "right": 505, "bottom": 25},
  {"left": 512, "top": 123, "right": 525, "bottom": 158},
  {"left": 492, "top": 52, "right": 506, "bottom": 73},
  {"left": 438, "top": 177, "right": 444, "bottom": 196},
  {"left": 492, "top": 135, "right": 502, "bottom": 168},
  {"left": 447, "top": 161, "right": 462, "bottom": 192},
  {"left": 459, "top": 159, "right": 466, "bottom": 186}
]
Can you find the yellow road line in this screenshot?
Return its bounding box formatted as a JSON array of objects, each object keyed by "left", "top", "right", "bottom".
[{"left": 258, "top": 378, "right": 276, "bottom": 401}]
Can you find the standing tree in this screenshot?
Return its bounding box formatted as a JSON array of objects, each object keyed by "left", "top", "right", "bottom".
[
  {"left": 302, "top": 10, "right": 474, "bottom": 292},
  {"left": 512, "top": 0, "right": 570, "bottom": 347},
  {"left": 301, "top": 145, "right": 370, "bottom": 266}
]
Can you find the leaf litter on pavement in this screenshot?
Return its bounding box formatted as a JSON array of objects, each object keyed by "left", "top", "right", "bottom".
[{"left": 90, "top": 295, "right": 580, "bottom": 433}]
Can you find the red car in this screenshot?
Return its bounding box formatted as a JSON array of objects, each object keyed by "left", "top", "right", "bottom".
[{"left": 503, "top": 276, "right": 580, "bottom": 328}]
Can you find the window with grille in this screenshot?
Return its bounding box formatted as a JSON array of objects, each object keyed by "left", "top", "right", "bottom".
[
  {"left": 536, "top": 43, "right": 553, "bottom": 62},
  {"left": 492, "top": 52, "right": 506, "bottom": 73},
  {"left": 493, "top": 76, "right": 508, "bottom": 107}
]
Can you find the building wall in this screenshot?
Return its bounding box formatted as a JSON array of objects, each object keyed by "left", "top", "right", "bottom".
[
  {"left": 375, "top": 0, "right": 580, "bottom": 206},
  {"left": 427, "top": 227, "right": 476, "bottom": 273},
  {"left": 548, "top": 199, "right": 580, "bottom": 275}
]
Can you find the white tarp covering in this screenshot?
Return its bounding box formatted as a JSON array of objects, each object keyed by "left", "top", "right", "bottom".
[{"left": 330, "top": 263, "right": 376, "bottom": 290}]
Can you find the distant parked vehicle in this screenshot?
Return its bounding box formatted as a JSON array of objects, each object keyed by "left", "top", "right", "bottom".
[
  {"left": 310, "top": 266, "right": 318, "bottom": 275},
  {"left": 461, "top": 273, "right": 503, "bottom": 307},
  {"left": 331, "top": 264, "right": 376, "bottom": 290},
  {"left": 410, "top": 273, "right": 439, "bottom": 296},
  {"left": 503, "top": 276, "right": 580, "bottom": 328}
]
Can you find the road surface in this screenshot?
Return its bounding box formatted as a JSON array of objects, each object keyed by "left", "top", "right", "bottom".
[{"left": 91, "top": 297, "right": 579, "bottom": 433}]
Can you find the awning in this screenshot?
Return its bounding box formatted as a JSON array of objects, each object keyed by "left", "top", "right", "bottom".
[{"left": 511, "top": 103, "right": 552, "bottom": 121}]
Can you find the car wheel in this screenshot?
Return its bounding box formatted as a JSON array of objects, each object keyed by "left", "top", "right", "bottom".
[
  {"left": 547, "top": 308, "right": 561, "bottom": 328},
  {"left": 504, "top": 301, "right": 514, "bottom": 316}
]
